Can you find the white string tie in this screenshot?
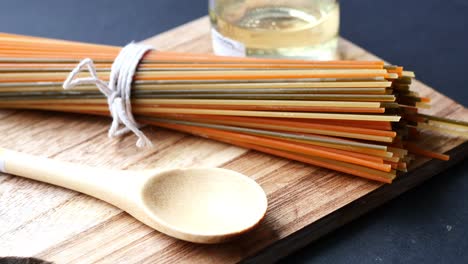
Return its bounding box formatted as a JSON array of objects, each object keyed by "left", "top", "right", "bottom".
[{"left": 63, "top": 43, "right": 154, "bottom": 148}]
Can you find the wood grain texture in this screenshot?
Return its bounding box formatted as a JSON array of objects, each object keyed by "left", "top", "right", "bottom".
[{"left": 0, "top": 16, "right": 467, "bottom": 263}]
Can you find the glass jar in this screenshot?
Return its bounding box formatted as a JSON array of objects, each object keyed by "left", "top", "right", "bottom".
[{"left": 209, "top": 0, "right": 340, "bottom": 60}]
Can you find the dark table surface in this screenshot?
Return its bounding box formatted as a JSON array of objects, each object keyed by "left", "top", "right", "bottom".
[{"left": 1, "top": 0, "right": 467, "bottom": 263}]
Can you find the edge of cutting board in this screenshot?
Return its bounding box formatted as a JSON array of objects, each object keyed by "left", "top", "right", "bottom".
[{"left": 242, "top": 143, "right": 468, "bottom": 263}]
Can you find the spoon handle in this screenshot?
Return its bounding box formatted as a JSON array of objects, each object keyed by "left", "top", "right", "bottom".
[{"left": 0, "top": 148, "right": 128, "bottom": 201}]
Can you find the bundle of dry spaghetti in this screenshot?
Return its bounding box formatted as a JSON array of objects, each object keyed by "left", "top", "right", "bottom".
[{"left": 1, "top": 33, "right": 467, "bottom": 183}]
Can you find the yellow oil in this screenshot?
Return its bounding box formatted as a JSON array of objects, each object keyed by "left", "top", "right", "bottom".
[{"left": 210, "top": 0, "right": 340, "bottom": 60}]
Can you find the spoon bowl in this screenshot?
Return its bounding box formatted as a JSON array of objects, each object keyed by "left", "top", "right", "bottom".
[
  {"left": 139, "top": 168, "right": 267, "bottom": 243},
  {"left": 0, "top": 148, "right": 268, "bottom": 243}
]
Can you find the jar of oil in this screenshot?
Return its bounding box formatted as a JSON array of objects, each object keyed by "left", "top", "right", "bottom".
[{"left": 209, "top": 0, "right": 340, "bottom": 60}]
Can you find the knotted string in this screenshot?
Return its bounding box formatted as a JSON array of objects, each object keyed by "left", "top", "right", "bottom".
[{"left": 63, "top": 43, "right": 154, "bottom": 148}]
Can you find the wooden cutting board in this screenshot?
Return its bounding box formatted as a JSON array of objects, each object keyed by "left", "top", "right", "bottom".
[{"left": 1, "top": 17, "right": 467, "bottom": 263}]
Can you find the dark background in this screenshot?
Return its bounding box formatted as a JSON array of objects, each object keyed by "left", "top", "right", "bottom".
[{"left": 1, "top": 0, "right": 467, "bottom": 263}]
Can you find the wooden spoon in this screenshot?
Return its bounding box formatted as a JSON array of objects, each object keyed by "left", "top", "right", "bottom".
[{"left": 0, "top": 148, "right": 268, "bottom": 243}]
